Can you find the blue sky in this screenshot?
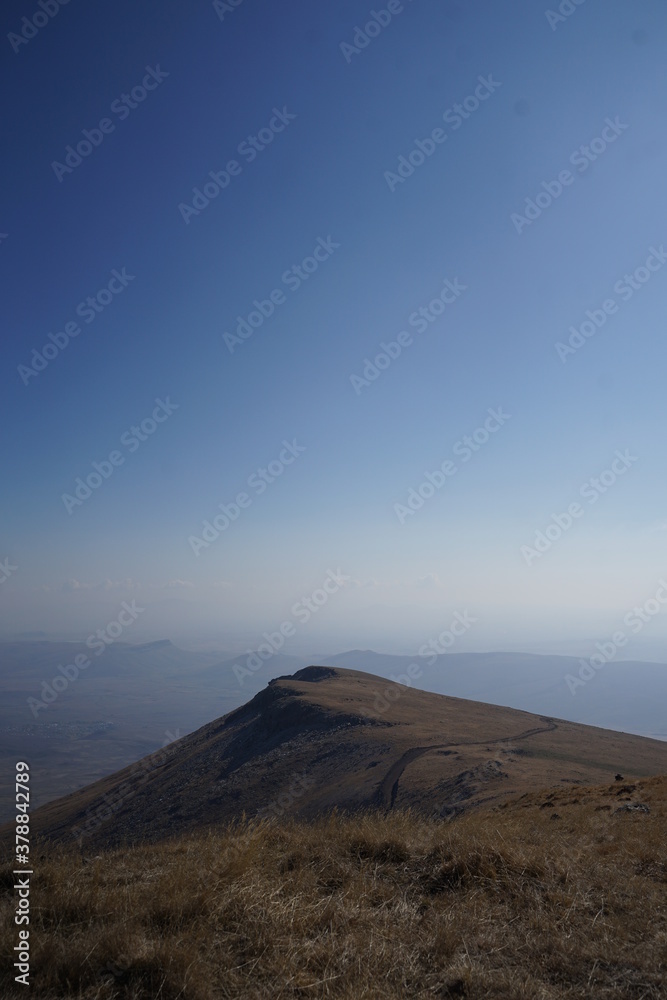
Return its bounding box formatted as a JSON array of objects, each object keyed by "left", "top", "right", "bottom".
[{"left": 2, "top": 0, "right": 667, "bottom": 655}]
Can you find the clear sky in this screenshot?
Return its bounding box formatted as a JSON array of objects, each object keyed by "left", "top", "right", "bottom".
[{"left": 2, "top": 0, "right": 667, "bottom": 655}]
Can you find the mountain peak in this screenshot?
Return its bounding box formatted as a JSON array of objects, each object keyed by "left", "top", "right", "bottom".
[
  {"left": 272, "top": 665, "right": 338, "bottom": 684},
  {"left": 25, "top": 666, "right": 667, "bottom": 853}
]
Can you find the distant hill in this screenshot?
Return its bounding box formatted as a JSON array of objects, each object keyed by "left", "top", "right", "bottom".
[{"left": 24, "top": 665, "right": 667, "bottom": 852}]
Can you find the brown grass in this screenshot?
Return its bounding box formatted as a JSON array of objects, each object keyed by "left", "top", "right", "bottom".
[{"left": 2, "top": 776, "right": 666, "bottom": 999}]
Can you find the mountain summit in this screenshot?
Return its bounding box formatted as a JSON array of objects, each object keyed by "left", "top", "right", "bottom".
[{"left": 27, "top": 666, "right": 667, "bottom": 851}]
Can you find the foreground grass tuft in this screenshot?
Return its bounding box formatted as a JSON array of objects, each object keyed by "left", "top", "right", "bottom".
[{"left": 2, "top": 778, "right": 666, "bottom": 998}]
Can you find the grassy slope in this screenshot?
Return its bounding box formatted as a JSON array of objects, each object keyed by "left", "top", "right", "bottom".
[{"left": 1, "top": 775, "right": 666, "bottom": 999}]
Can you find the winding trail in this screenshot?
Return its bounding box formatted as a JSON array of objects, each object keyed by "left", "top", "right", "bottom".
[{"left": 377, "top": 717, "right": 558, "bottom": 810}]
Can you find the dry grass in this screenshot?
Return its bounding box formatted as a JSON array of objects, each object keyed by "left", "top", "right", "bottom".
[{"left": 2, "top": 777, "right": 666, "bottom": 999}]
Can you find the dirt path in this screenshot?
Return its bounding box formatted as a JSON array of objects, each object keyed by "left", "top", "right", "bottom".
[{"left": 377, "top": 717, "right": 557, "bottom": 810}]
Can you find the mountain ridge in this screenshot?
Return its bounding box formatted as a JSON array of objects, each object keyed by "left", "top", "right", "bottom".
[{"left": 17, "top": 665, "right": 667, "bottom": 853}]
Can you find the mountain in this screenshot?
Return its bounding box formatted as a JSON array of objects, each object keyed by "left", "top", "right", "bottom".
[
  {"left": 4, "top": 639, "right": 666, "bottom": 827},
  {"left": 25, "top": 665, "right": 667, "bottom": 852}
]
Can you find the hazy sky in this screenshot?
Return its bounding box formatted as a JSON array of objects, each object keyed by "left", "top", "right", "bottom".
[{"left": 2, "top": 0, "right": 667, "bottom": 654}]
